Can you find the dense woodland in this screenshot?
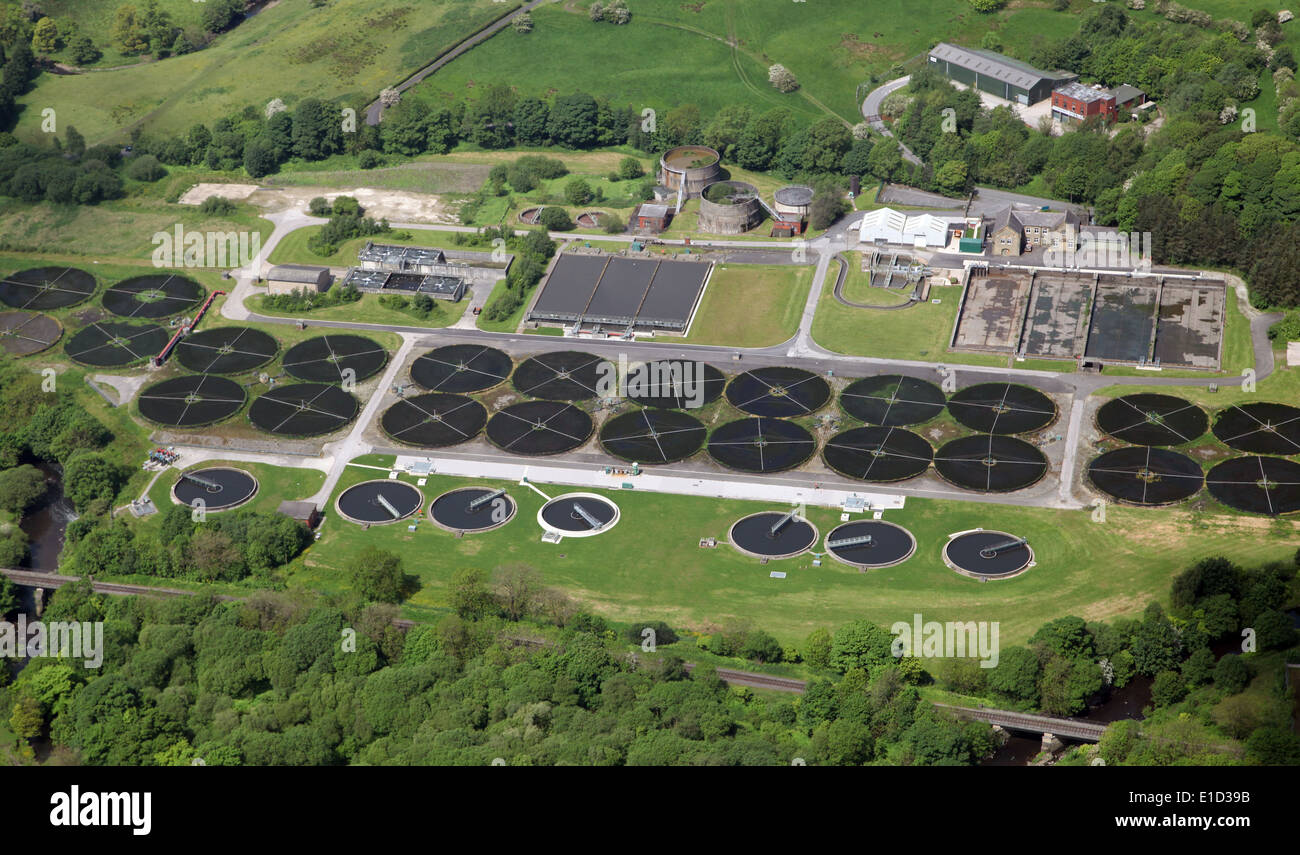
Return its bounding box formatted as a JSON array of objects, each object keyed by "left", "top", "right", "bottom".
[{"left": 0, "top": 548, "right": 1295, "bottom": 765}]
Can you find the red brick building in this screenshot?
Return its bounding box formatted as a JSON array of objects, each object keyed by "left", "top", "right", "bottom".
[{"left": 1051, "top": 82, "right": 1116, "bottom": 123}]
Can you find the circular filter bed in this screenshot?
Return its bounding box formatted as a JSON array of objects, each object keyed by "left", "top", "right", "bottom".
[
  {"left": 171, "top": 467, "right": 258, "bottom": 512},
  {"left": 1211, "top": 403, "right": 1300, "bottom": 456},
  {"left": 512, "top": 350, "right": 608, "bottom": 400},
  {"left": 1205, "top": 456, "right": 1300, "bottom": 516},
  {"left": 486, "top": 400, "right": 593, "bottom": 455},
  {"left": 824, "top": 520, "right": 916, "bottom": 568},
  {"left": 336, "top": 480, "right": 423, "bottom": 525},
  {"left": 600, "top": 409, "right": 706, "bottom": 464},
  {"left": 840, "top": 374, "right": 946, "bottom": 426},
  {"left": 934, "top": 434, "right": 1049, "bottom": 493},
  {"left": 823, "top": 426, "right": 932, "bottom": 482},
  {"left": 102, "top": 274, "right": 202, "bottom": 318},
  {"left": 947, "top": 383, "right": 1057, "bottom": 434},
  {"left": 708, "top": 417, "right": 816, "bottom": 473},
  {"left": 248, "top": 383, "right": 359, "bottom": 437},
  {"left": 0, "top": 266, "right": 96, "bottom": 310},
  {"left": 411, "top": 344, "right": 512, "bottom": 393},
  {"left": 138, "top": 375, "right": 246, "bottom": 427},
  {"left": 175, "top": 326, "right": 278, "bottom": 374},
  {"left": 725, "top": 366, "right": 830, "bottom": 417},
  {"left": 429, "top": 487, "right": 517, "bottom": 533},
  {"left": 65, "top": 321, "right": 169, "bottom": 367},
  {"left": 944, "top": 530, "right": 1034, "bottom": 579},
  {"left": 539, "top": 493, "right": 620, "bottom": 537},
  {"left": 0, "top": 311, "right": 61, "bottom": 356},
  {"left": 381, "top": 393, "right": 486, "bottom": 448},
  {"left": 729, "top": 511, "right": 818, "bottom": 559},
  {"left": 283, "top": 334, "right": 387, "bottom": 384},
  {"left": 1096, "top": 394, "right": 1207, "bottom": 446},
  {"left": 1087, "top": 446, "right": 1203, "bottom": 506},
  {"left": 623, "top": 360, "right": 725, "bottom": 409}
]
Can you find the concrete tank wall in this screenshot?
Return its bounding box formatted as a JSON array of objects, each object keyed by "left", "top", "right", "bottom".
[
  {"left": 698, "top": 181, "right": 764, "bottom": 235},
  {"left": 659, "top": 146, "right": 723, "bottom": 198}
]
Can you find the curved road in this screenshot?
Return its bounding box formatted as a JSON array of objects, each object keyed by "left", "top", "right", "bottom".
[{"left": 861, "top": 75, "right": 922, "bottom": 165}]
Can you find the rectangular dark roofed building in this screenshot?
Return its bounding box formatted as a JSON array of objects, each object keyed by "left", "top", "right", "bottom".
[{"left": 928, "top": 42, "right": 1074, "bottom": 105}]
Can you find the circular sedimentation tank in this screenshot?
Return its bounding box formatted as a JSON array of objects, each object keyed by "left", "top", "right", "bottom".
[
  {"left": 411, "top": 344, "right": 513, "bottom": 394},
  {"left": 102, "top": 274, "right": 203, "bottom": 318},
  {"left": 538, "top": 493, "right": 620, "bottom": 538},
  {"left": 1086, "top": 446, "right": 1204, "bottom": 506},
  {"left": 707, "top": 417, "right": 816, "bottom": 473},
  {"left": 658, "top": 146, "right": 723, "bottom": 198},
  {"left": 380, "top": 393, "right": 486, "bottom": 448},
  {"left": 1205, "top": 456, "right": 1300, "bottom": 516},
  {"left": 1096, "top": 394, "right": 1207, "bottom": 446},
  {"left": 698, "top": 180, "right": 764, "bottom": 234},
  {"left": 65, "top": 321, "right": 169, "bottom": 367},
  {"left": 486, "top": 400, "right": 593, "bottom": 456},
  {"left": 171, "top": 467, "right": 258, "bottom": 512},
  {"left": 0, "top": 266, "right": 96, "bottom": 311},
  {"left": 944, "top": 530, "right": 1035, "bottom": 579},
  {"left": 282, "top": 334, "right": 387, "bottom": 384},
  {"left": 729, "top": 511, "right": 818, "bottom": 560},
  {"left": 840, "top": 374, "right": 946, "bottom": 426},
  {"left": 726, "top": 366, "right": 830, "bottom": 417},
  {"left": 824, "top": 520, "right": 916, "bottom": 569},
  {"left": 512, "top": 350, "right": 608, "bottom": 401},
  {"left": 336, "top": 479, "right": 424, "bottom": 525},
  {"left": 622, "top": 360, "right": 725, "bottom": 409},
  {"left": 1211, "top": 403, "right": 1300, "bottom": 456},
  {"left": 248, "top": 383, "right": 359, "bottom": 437},
  {"left": 933, "top": 434, "right": 1049, "bottom": 493},
  {"left": 429, "top": 487, "right": 518, "bottom": 533},
  {"left": 823, "top": 426, "right": 933, "bottom": 482},
  {"left": 599, "top": 408, "right": 706, "bottom": 464},
  {"left": 947, "top": 382, "right": 1057, "bottom": 435},
  {"left": 0, "top": 311, "right": 61, "bottom": 357},
  {"left": 174, "top": 326, "right": 278, "bottom": 375},
  {"left": 138, "top": 374, "right": 247, "bottom": 428}
]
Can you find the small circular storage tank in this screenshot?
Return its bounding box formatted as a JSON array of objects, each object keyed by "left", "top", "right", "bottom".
[
  {"left": 774, "top": 185, "right": 814, "bottom": 219},
  {"left": 698, "top": 180, "right": 764, "bottom": 235},
  {"left": 658, "top": 146, "right": 722, "bottom": 198}
]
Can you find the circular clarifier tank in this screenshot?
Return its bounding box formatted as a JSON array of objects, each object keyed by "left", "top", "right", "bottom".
[
  {"left": 823, "top": 520, "right": 916, "bottom": 569},
  {"left": 538, "top": 493, "right": 620, "bottom": 537},
  {"left": 429, "top": 487, "right": 518, "bottom": 533},
  {"left": 335, "top": 479, "right": 424, "bottom": 525},
  {"left": 944, "top": 530, "right": 1035, "bottom": 579},
  {"left": 728, "top": 511, "right": 819, "bottom": 560}
]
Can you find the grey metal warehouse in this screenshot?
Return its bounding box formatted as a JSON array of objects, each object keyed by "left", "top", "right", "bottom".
[
  {"left": 527, "top": 254, "right": 712, "bottom": 335},
  {"left": 927, "top": 43, "right": 1074, "bottom": 105}
]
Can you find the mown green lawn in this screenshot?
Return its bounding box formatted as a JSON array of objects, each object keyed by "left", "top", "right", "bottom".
[
  {"left": 810, "top": 278, "right": 1007, "bottom": 367},
  {"left": 651, "top": 263, "right": 810, "bottom": 347},
  {"left": 289, "top": 463, "right": 1300, "bottom": 645},
  {"left": 141, "top": 460, "right": 326, "bottom": 531},
  {"left": 248, "top": 291, "right": 466, "bottom": 329}
]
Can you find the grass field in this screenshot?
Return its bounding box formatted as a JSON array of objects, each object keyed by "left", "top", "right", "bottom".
[
  {"left": 648, "top": 263, "right": 811, "bottom": 347},
  {"left": 17, "top": 0, "right": 512, "bottom": 142},
  {"left": 810, "top": 277, "right": 1007, "bottom": 367},
  {"left": 410, "top": 0, "right": 1086, "bottom": 123},
  {"left": 289, "top": 462, "right": 1300, "bottom": 645},
  {"left": 266, "top": 225, "right": 507, "bottom": 267},
  {"left": 0, "top": 196, "right": 272, "bottom": 265},
  {"left": 840, "top": 251, "right": 911, "bottom": 306}
]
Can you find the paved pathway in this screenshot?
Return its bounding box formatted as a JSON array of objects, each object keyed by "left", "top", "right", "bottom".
[{"left": 860, "top": 75, "right": 922, "bottom": 165}]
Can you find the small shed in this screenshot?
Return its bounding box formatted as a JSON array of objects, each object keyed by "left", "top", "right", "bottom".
[
  {"left": 266, "top": 265, "right": 331, "bottom": 296},
  {"left": 632, "top": 203, "right": 671, "bottom": 233},
  {"left": 277, "top": 500, "right": 321, "bottom": 528}
]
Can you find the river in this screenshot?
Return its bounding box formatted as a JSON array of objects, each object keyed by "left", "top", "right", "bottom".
[{"left": 18, "top": 461, "right": 76, "bottom": 574}]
